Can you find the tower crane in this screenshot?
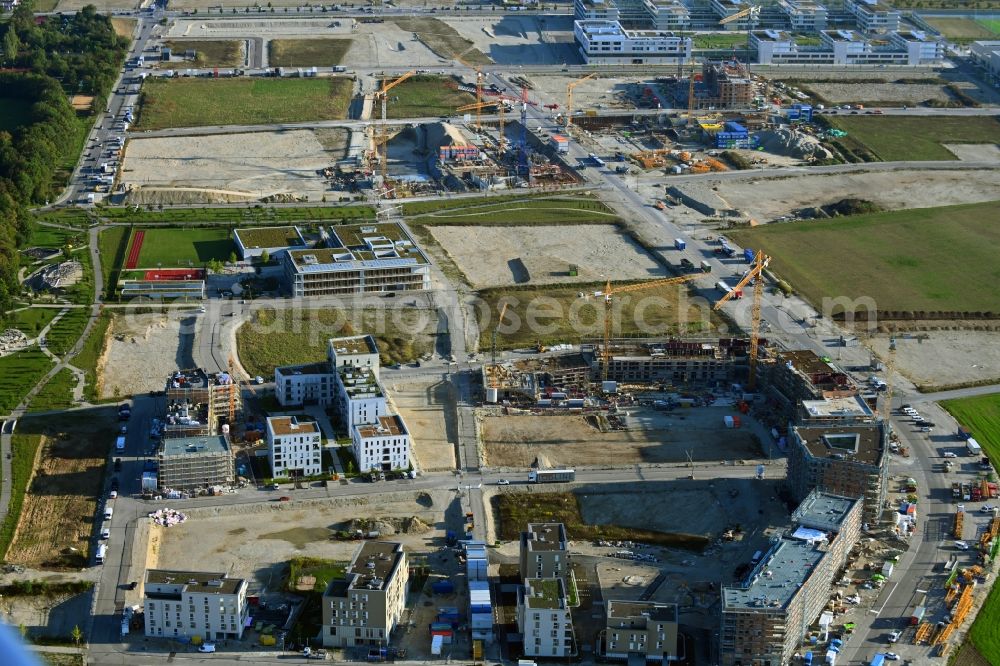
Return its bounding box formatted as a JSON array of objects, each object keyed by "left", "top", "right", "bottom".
[
  {"left": 718, "top": 4, "right": 761, "bottom": 77},
  {"left": 566, "top": 72, "right": 598, "bottom": 131},
  {"left": 374, "top": 70, "right": 415, "bottom": 188},
  {"left": 594, "top": 274, "right": 700, "bottom": 381},
  {"left": 881, "top": 336, "right": 897, "bottom": 420},
  {"left": 456, "top": 100, "right": 508, "bottom": 152},
  {"left": 491, "top": 302, "right": 510, "bottom": 364},
  {"left": 713, "top": 250, "right": 770, "bottom": 389}
]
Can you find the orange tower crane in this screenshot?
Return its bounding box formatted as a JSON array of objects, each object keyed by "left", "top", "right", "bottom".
[
  {"left": 713, "top": 251, "right": 770, "bottom": 389},
  {"left": 566, "top": 72, "right": 597, "bottom": 131},
  {"left": 457, "top": 100, "right": 507, "bottom": 152},
  {"left": 375, "top": 70, "right": 415, "bottom": 187},
  {"left": 594, "top": 274, "right": 700, "bottom": 381}
]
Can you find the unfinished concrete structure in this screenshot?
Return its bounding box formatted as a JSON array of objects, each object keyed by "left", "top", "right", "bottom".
[
  {"left": 720, "top": 492, "right": 862, "bottom": 666},
  {"left": 604, "top": 601, "right": 680, "bottom": 662},
  {"left": 483, "top": 352, "right": 591, "bottom": 403},
  {"left": 766, "top": 349, "right": 855, "bottom": 420},
  {"left": 321, "top": 541, "right": 409, "bottom": 648},
  {"left": 157, "top": 435, "right": 235, "bottom": 492},
  {"left": 584, "top": 338, "right": 758, "bottom": 385}
]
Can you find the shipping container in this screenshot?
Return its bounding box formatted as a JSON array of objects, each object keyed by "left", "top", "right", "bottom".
[
  {"left": 744, "top": 248, "right": 755, "bottom": 263},
  {"left": 674, "top": 238, "right": 686, "bottom": 250},
  {"left": 700, "top": 260, "right": 712, "bottom": 273},
  {"left": 968, "top": 438, "right": 983, "bottom": 456}
]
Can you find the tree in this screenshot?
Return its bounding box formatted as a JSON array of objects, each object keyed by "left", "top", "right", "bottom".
[
  {"left": 71, "top": 624, "right": 83, "bottom": 647},
  {"left": 259, "top": 249, "right": 270, "bottom": 264},
  {"left": 3, "top": 28, "right": 19, "bottom": 64}
]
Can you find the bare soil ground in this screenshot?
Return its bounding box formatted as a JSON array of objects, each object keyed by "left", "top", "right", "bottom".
[
  {"left": 868, "top": 330, "right": 1000, "bottom": 389},
  {"left": 945, "top": 143, "right": 1000, "bottom": 162},
  {"left": 528, "top": 73, "right": 638, "bottom": 111},
  {"left": 151, "top": 489, "right": 458, "bottom": 588},
  {"left": 99, "top": 312, "right": 191, "bottom": 398},
  {"left": 441, "top": 15, "right": 577, "bottom": 66},
  {"left": 428, "top": 224, "right": 662, "bottom": 289},
  {"left": 121, "top": 129, "right": 348, "bottom": 204},
  {"left": 807, "top": 82, "right": 949, "bottom": 104},
  {"left": 482, "top": 406, "right": 762, "bottom": 468},
  {"left": 387, "top": 376, "right": 456, "bottom": 472},
  {"left": 7, "top": 410, "right": 117, "bottom": 569},
  {"left": 674, "top": 169, "right": 1000, "bottom": 222}
]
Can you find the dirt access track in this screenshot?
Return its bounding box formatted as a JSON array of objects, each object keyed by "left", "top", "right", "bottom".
[
  {"left": 482, "top": 406, "right": 764, "bottom": 468},
  {"left": 427, "top": 224, "right": 663, "bottom": 289},
  {"left": 674, "top": 168, "right": 1000, "bottom": 222}
]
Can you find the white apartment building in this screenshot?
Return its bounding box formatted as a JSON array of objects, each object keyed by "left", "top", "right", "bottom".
[
  {"left": 266, "top": 416, "right": 322, "bottom": 478},
  {"left": 322, "top": 542, "right": 409, "bottom": 648},
  {"left": 336, "top": 365, "right": 389, "bottom": 431},
  {"left": 353, "top": 415, "right": 411, "bottom": 472},
  {"left": 519, "top": 578, "right": 576, "bottom": 658},
  {"left": 643, "top": 0, "right": 690, "bottom": 30},
  {"left": 574, "top": 20, "right": 691, "bottom": 65},
  {"left": 971, "top": 41, "right": 1000, "bottom": 80},
  {"left": 574, "top": 0, "right": 620, "bottom": 21},
  {"left": 143, "top": 570, "right": 248, "bottom": 642},
  {"left": 778, "top": 0, "right": 827, "bottom": 31},
  {"left": 329, "top": 335, "right": 381, "bottom": 381},
  {"left": 752, "top": 30, "right": 799, "bottom": 65},
  {"left": 845, "top": 0, "right": 900, "bottom": 33},
  {"left": 275, "top": 362, "right": 337, "bottom": 407},
  {"left": 890, "top": 30, "right": 945, "bottom": 63}
]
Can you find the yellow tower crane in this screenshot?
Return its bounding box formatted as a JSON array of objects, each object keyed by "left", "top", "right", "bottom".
[
  {"left": 594, "top": 274, "right": 700, "bottom": 381},
  {"left": 456, "top": 100, "right": 507, "bottom": 152},
  {"left": 718, "top": 4, "right": 761, "bottom": 77},
  {"left": 881, "top": 336, "right": 897, "bottom": 419},
  {"left": 491, "top": 302, "right": 510, "bottom": 365},
  {"left": 374, "top": 70, "right": 415, "bottom": 188},
  {"left": 713, "top": 251, "right": 770, "bottom": 389},
  {"left": 566, "top": 72, "right": 598, "bottom": 131}
]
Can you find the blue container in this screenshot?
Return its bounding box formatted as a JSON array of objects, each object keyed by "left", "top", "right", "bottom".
[
  {"left": 744, "top": 248, "right": 755, "bottom": 263},
  {"left": 432, "top": 581, "right": 455, "bottom": 594}
]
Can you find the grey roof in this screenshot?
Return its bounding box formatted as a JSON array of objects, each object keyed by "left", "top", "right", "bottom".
[
  {"left": 792, "top": 491, "right": 859, "bottom": 533},
  {"left": 722, "top": 539, "right": 825, "bottom": 611},
  {"left": 161, "top": 435, "right": 230, "bottom": 458}
]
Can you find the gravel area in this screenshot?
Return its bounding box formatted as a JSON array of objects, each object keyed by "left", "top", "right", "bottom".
[
  {"left": 99, "top": 312, "right": 193, "bottom": 398},
  {"left": 122, "top": 129, "right": 347, "bottom": 203},
  {"left": 674, "top": 169, "right": 1000, "bottom": 222},
  {"left": 807, "top": 82, "right": 949, "bottom": 104},
  {"left": 428, "top": 224, "right": 662, "bottom": 289},
  {"left": 944, "top": 143, "right": 1000, "bottom": 162},
  {"left": 386, "top": 376, "right": 457, "bottom": 472},
  {"left": 443, "top": 15, "right": 577, "bottom": 65},
  {"left": 869, "top": 330, "right": 1000, "bottom": 389}
]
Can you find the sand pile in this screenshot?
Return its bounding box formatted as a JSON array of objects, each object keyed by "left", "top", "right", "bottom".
[
  {"left": 757, "top": 128, "right": 831, "bottom": 160},
  {"left": 348, "top": 516, "right": 432, "bottom": 535}
]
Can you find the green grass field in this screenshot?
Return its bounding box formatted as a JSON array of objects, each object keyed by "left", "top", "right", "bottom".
[
  {"left": 385, "top": 75, "right": 475, "bottom": 119},
  {"left": 405, "top": 196, "right": 620, "bottom": 225},
  {"left": 44, "top": 310, "right": 90, "bottom": 358},
  {"left": 924, "top": 17, "right": 998, "bottom": 41},
  {"left": 0, "top": 348, "right": 54, "bottom": 414},
  {"left": 27, "top": 368, "right": 77, "bottom": 413},
  {"left": 132, "top": 227, "right": 234, "bottom": 267},
  {"left": 70, "top": 312, "right": 110, "bottom": 403},
  {"left": 97, "top": 204, "right": 375, "bottom": 225},
  {"left": 981, "top": 19, "right": 1000, "bottom": 34},
  {"left": 29, "top": 225, "right": 87, "bottom": 250},
  {"left": 136, "top": 78, "right": 353, "bottom": 130},
  {"left": 829, "top": 116, "right": 1000, "bottom": 161},
  {"left": 728, "top": 201, "right": 1000, "bottom": 314},
  {"left": 8, "top": 309, "right": 60, "bottom": 337},
  {"left": 0, "top": 432, "right": 43, "bottom": 559},
  {"left": 0, "top": 97, "right": 34, "bottom": 132},
  {"left": 98, "top": 227, "right": 129, "bottom": 298},
  {"left": 237, "top": 307, "right": 436, "bottom": 377},
  {"left": 691, "top": 33, "right": 748, "bottom": 49},
  {"left": 164, "top": 40, "right": 243, "bottom": 68},
  {"left": 268, "top": 39, "right": 352, "bottom": 67}
]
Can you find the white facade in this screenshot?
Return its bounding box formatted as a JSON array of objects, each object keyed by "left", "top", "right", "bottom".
[
  {"left": 890, "top": 30, "right": 945, "bottom": 63},
  {"left": 778, "top": 0, "right": 827, "bottom": 31},
  {"left": 266, "top": 416, "right": 322, "bottom": 478},
  {"left": 336, "top": 366, "right": 389, "bottom": 431},
  {"left": 752, "top": 30, "right": 799, "bottom": 65},
  {"left": 328, "top": 335, "right": 381, "bottom": 381},
  {"left": 710, "top": 0, "right": 749, "bottom": 27},
  {"left": 143, "top": 571, "right": 248, "bottom": 642},
  {"left": 274, "top": 362, "right": 336, "bottom": 407},
  {"left": 845, "top": 0, "right": 900, "bottom": 33},
  {"left": 574, "top": 20, "right": 691, "bottom": 65},
  {"left": 352, "top": 415, "right": 411, "bottom": 472},
  {"left": 518, "top": 578, "right": 575, "bottom": 658},
  {"left": 574, "top": 0, "right": 620, "bottom": 21},
  {"left": 643, "top": 0, "right": 690, "bottom": 30},
  {"left": 971, "top": 41, "right": 1000, "bottom": 80}
]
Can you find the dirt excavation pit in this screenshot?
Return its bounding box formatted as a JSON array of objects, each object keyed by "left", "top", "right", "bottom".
[
  {"left": 386, "top": 122, "right": 469, "bottom": 183},
  {"left": 674, "top": 169, "right": 1000, "bottom": 222},
  {"left": 99, "top": 312, "right": 196, "bottom": 398},
  {"left": 121, "top": 129, "right": 349, "bottom": 204},
  {"left": 482, "top": 406, "right": 764, "bottom": 468},
  {"left": 869, "top": 330, "right": 1000, "bottom": 389},
  {"left": 150, "top": 489, "right": 457, "bottom": 588},
  {"left": 428, "top": 225, "right": 661, "bottom": 289}
]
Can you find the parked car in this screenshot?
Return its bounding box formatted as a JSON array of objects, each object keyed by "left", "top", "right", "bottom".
[
  {"left": 278, "top": 496, "right": 291, "bottom": 502},
  {"left": 944, "top": 452, "right": 958, "bottom": 458},
  {"left": 888, "top": 630, "right": 901, "bottom": 643},
  {"left": 109, "top": 490, "right": 118, "bottom": 500},
  {"left": 497, "top": 479, "right": 510, "bottom": 486},
  {"left": 955, "top": 540, "right": 970, "bottom": 550},
  {"left": 198, "top": 644, "right": 216, "bottom": 653},
  {"left": 981, "top": 505, "right": 996, "bottom": 513},
  {"left": 885, "top": 653, "right": 900, "bottom": 661}
]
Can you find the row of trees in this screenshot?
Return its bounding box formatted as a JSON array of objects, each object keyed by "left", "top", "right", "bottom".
[{"left": 0, "top": 2, "right": 129, "bottom": 313}]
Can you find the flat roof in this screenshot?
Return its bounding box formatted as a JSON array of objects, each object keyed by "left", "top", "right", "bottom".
[
  {"left": 276, "top": 361, "right": 333, "bottom": 376},
  {"left": 525, "top": 523, "right": 568, "bottom": 551},
  {"left": 607, "top": 600, "right": 677, "bottom": 623},
  {"left": 525, "top": 578, "right": 565, "bottom": 610},
  {"left": 791, "top": 491, "right": 859, "bottom": 532},
  {"left": 339, "top": 365, "right": 383, "bottom": 398},
  {"left": 823, "top": 29, "right": 864, "bottom": 42},
  {"left": 161, "top": 435, "right": 230, "bottom": 458},
  {"left": 234, "top": 226, "right": 305, "bottom": 250},
  {"left": 330, "top": 334, "right": 378, "bottom": 356},
  {"left": 355, "top": 414, "right": 407, "bottom": 439},
  {"left": 332, "top": 541, "right": 404, "bottom": 594},
  {"left": 778, "top": 350, "right": 836, "bottom": 376},
  {"left": 145, "top": 569, "right": 244, "bottom": 596},
  {"left": 794, "top": 423, "right": 883, "bottom": 466},
  {"left": 267, "top": 415, "right": 320, "bottom": 437},
  {"left": 801, "top": 395, "right": 872, "bottom": 419},
  {"left": 167, "top": 368, "right": 209, "bottom": 390},
  {"left": 722, "top": 538, "right": 825, "bottom": 611}
]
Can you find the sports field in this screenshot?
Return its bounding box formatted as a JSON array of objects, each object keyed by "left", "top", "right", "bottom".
[
  {"left": 924, "top": 16, "right": 999, "bottom": 41},
  {"left": 125, "top": 227, "right": 233, "bottom": 267},
  {"left": 829, "top": 115, "right": 1000, "bottom": 161},
  {"left": 136, "top": 78, "right": 353, "bottom": 130},
  {"left": 727, "top": 200, "right": 1000, "bottom": 314}
]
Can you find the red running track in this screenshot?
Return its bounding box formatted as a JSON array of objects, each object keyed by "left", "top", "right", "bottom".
[{"left": 125, "top": 230, "right": 144, "bottom": 270}]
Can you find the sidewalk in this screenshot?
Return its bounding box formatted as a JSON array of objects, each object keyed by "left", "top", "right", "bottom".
[{"left": 303, "top": 406, "right": 345, "bottom": 475}]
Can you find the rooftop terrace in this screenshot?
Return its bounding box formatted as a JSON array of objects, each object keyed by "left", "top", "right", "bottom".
[
  {"left": 268, "top": 415, "right": 320, "bottom": 437},
  {"left": 355, "top": 414, "right": 407, "bottom": 439},
  {"left": 339, "top": 365, "right": 383, "bottom": 398},
  {"left": 525, "top": 523, "right": 568, "bottom": 552},
  {"left": 329, "top": 334, "right": 378, "bottom": 356},
  {"left": 145, "top": 570, "right": 244, "bottom": 596},
  {"left": 525, "top": 578, "right": 566, "bottom": 610}
]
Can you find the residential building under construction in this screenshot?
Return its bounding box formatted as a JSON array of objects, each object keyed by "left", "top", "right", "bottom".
[
  {"left": 163, "top": 369, "right": 241, "bottom": 439},
  {"left": 675, "top": 61, "right": 755, "bottom": 111},
  {"left": 157, "top": 434, "right": 235, "bottom": 492}
]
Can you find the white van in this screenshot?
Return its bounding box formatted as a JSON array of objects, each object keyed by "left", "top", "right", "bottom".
[
  {"left": 96, "top": 543, "right": 107, "bottom": 563},
  {"left": 104, "top": 506, "right": 113, "bottom": 521}
]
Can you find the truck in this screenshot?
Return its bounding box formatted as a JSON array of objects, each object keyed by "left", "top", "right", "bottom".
[
  {"left": 953, "top": 482, "right": 962, "bottom": 499},
  {"left": 963, "top": 483, "right": 973, "bottom": 501},
  {"left": 116, "top": 436, "right": 126, "bottom": 452},
  {"left": 700, "top": 260, "right": 712, "bottom": 273},
  {"left": 968, "top": 438, "right": 983, "bottom": 456},
  {"left": 333, "top": 65, "right": 347, "bottom": 72},
  {"left": 909, "top": 594, "right": 927, "bottom": 624},
  {"left": 743, "top": 248, "right": 755, "bottom": 263},
  {"left": 680, "top": 258, "right": 695, "bottom": 271},
  {"left": 716, "top": 281, "right": 743, "bottom": 299},
  {"left": 528, "top": 469, "right": 576, "bottom": 483},
  {"left": 870, "top": 655, "right": 885, "bottom": 666},
  {"left": 674, "top": 238, "right": 686, "bottom": 251}
]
